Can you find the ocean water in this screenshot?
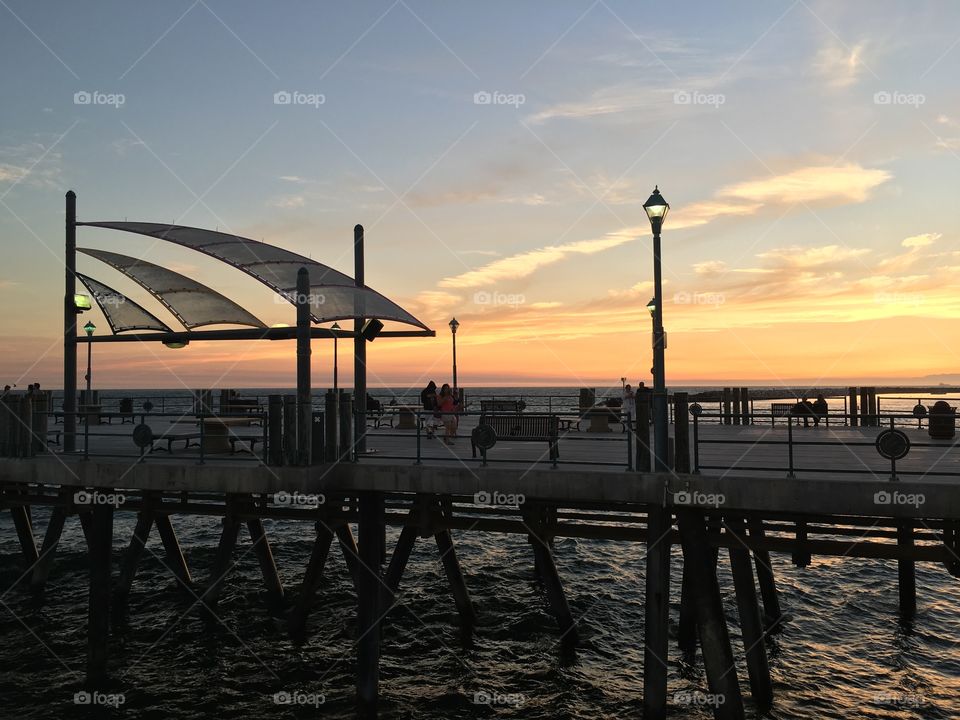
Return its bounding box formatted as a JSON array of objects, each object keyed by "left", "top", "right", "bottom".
[{"left": 1, "top": 388, "right": 959, "bottom": 718}]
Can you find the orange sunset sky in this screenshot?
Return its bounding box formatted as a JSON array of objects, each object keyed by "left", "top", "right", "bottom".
[{"left": 2, "top": 3, "right": 960, "bottom": 389}]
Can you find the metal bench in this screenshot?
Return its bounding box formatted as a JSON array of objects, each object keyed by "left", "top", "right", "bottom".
[
  {"left": 150, "top": 433, "right": 202, "bottom": 453},
  {"left": 228, "top": 435, "right": 262, "bottom": 454},
  {"left": 471, "top": 413, "right": 559, "bottom": 464},
  {"left": 771, "top": 403, "right": 795, "bottom": 426},
  {"left": 480, "top": 400, "right": 522, "bottom": 414}
]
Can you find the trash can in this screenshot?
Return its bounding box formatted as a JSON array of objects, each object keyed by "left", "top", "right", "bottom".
[{"left": 928, "top": 400, "right": 956, "bottom": 439}]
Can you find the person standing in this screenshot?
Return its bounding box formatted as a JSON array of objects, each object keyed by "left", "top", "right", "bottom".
[
  {"left": 436, "top": 383, "right": 459, "bottom": 445},
  {"left": 622, "top": 383, "right": 636, "bottom": 429}
]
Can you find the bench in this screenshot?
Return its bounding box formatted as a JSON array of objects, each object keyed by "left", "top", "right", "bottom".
[
  {"left": 150, "top": 433, "right": 202, "bottom": 453},
  {"left": 480, "top": 400, "right": 522, "bottom": 414},
  {"left": 770, "top": 403, "right": 794, "bottom": 426},
  {"left": 228, "top": 435, "right": 262, "bottom": 454},
  {"left": 471, "top": 413, "right": 559, "bottom": 463}
]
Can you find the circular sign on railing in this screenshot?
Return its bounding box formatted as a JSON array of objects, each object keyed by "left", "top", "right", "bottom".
[
  {"left": 143, "top": 400, "right": 154, "bottom": 413},
  {"left": 132, "top": 423, "right": 154, "bottom": 448},
  {"left": 875, "top": 428, "right": 910, "bottom": 460},
  {"left": 689, "top": 402, "right": 703, "bottom": 417},
  {"left": 472, "top": 424, "right": 498, "bottom": 451}
]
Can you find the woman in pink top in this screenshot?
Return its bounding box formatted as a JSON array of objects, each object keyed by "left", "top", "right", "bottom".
[{"left": 436, "top": 383, "right": 459, "bottom": 445}]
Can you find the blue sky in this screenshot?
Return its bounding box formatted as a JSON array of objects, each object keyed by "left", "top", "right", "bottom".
[{"left": 2, "top": 1, "right": 960, "bottom": 386}]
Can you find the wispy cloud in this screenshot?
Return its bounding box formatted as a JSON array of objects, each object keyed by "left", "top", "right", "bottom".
[
  {"left": 719, "top": 163, "right": 891, "bottom": 205},
  {"left": 438, "top": 225, "right": 643, "bottom": 289},
  {"left": 814, "top": 41, "right": 868, "bottom": 89}
]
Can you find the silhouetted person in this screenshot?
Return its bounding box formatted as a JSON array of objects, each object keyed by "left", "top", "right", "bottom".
[{"left": 812, "top": 394, "right": 828, "bottom": 426}]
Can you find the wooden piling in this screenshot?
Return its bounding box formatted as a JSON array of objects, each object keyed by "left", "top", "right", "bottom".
[
  {"left": 792, "top": 520, "right": 811, "bottom": 567},
  {"left": 114, "top": 511, "right": 154, "bottom": 612},
  {"left": 677, "top": 509, "right": 745, "bottom": 720},
  {"left": 726, "top": 517, "right": 773, "bottom": 713},
  {"left": 267, "top": 394, "right": 283, "bottom": 466},
  {"left": 356, "top": 492, "right": 384, "bottom": 712},
  {"left": 642, "top": 506, "right": 672, "bottom": 719},
  {"left": 848, "top": 387, "right": 858, "bottom": 427},
  {"left": 746, "top": 518, "right": 782, "bottom": 630},
  {"left": 288, "top": 522, "right": 334, "bottom": 636},
  {"left": 30, "top": 506, "right": 67, "bottom": 591},
  {"left": 246, "top": 518, "right": 285, "bottom": 608},
  {"left": 678, "top": 560, "right": 697, "bottom": 652},
  {"left": 435, "top": 529, "right": 477, "bottom": 626},
  {"left": 155, "top": 513, "right": 192, "bottom": 587},
  {"left": 897, "top": 523, "right": 916, "bottom": 617},
  {"left": 86, "top": 493, "right": 113, "bottom": 687},
  {"left": 722, "top": 387, "right": 732, "bottom": 425}
]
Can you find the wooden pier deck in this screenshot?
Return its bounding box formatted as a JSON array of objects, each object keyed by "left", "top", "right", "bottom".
[{"left": 3, "top": 410, "right": 960, "bottom": 719}]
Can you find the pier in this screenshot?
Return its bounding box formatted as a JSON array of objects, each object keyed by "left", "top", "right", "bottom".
[{"left": 1, "top": 193, "right": 958, "bottom": 719}]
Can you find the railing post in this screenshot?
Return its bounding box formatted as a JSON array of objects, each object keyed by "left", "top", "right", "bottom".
[
  {"left": 635, "top": 391, "right": 652, "bottom": 472},
  {"left": 786, "top": 419, "right": 795, "bottom": 478},
  {"left": 626, "top": 412, "right": 633, "bottom": 471},
  {"left": 692, "top": 413, "right": 700, "bottom": 473},
  {"left": 673, "top": 393, "right": 690, "bottom": 473},
  {"left": 267, "top": 395, "right": 283, "bottom": 466},
  {"left": 415, "top": 411, "right": 422, "bottom": 465}
]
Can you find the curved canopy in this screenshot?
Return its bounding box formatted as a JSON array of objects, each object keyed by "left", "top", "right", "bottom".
[
  {"left": 79, "top": 248, "right": 266, "bottom": 330},
  {"left": 77, "top": 221, "right": 429, "bottom": 330},
  {"left": 77, "top": 273, "right": 174, "bottom": 334}
]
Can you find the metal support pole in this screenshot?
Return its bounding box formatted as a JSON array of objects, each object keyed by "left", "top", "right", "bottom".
[
  {"left": 64, "top": 191, "right": 78, "bottom": 452},
  {"left": 354, "top": 224, "right": 367, "bottom": 455},
  {"left": 652, "top": 229, "right": 668, "bottom": 472},
  {"left": 296, "top": 267, "right": 312, "bottom": 466}
]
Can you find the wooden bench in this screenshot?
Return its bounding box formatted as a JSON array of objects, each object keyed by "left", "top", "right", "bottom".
[{"left": 471, "top": 413, "right": 559, "bottom": 463}]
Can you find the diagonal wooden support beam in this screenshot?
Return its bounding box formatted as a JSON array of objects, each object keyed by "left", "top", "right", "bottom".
[
  {"left": 384, "top": 525, "right": 418, "bottom": 595},
  {"left": 435, "top": 529, "right": 477, "bottom": 627},
  {"left": 288, "top": 522, "right": 335, "bottom": 637},
  {"left": 336, "top": 523, "right": 362, "bottom": 595},
  {"left": 113, "top": 510, "right": 154, "bottom": 614},
  {"left": 746, "top": 518, "right": 783, "bottom": 631},
  {"left": 246, "top": 517, "right": 285, "bottom": 609},
  {"left": 200, "top": 514, "right": 241, "bottom": 610},
  {"left": 524, "top": 505, "right": 577, "bottom": 644},
  {"left": 10, "top": 505, "right": 38, "bottom": 566},
  {"left": 678, "top": 559, "right": 697, "bottom": 652},
  {"left": 155, "top": 513, "right": 193, "bottom": 588},
  {"left": 30, "top": 506, "right": 67, "bottom": 592},
  {"left": 677, "top": 509, "right": 745, "bottom": 720},
  {"left": 726, "top": 517, "right": 773, "bottom": 713}
]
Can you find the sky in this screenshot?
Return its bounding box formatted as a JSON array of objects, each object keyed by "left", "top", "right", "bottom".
[{"left": 1, "top": 0, "right": 959, "bottom": 390}]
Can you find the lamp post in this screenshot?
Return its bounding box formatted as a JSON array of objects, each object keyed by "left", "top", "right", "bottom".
[
  {"left": 331, "top": 322, "right": 340, "bottom": 392},
  {"left": 83, "top": 321, "right": 96, "bottom": 400},
  {"left": 643, "top": 186, "right": 670, "bottom": 472},
  {"left": 449, "top": 317, "right": 459, "bottom": 388}
]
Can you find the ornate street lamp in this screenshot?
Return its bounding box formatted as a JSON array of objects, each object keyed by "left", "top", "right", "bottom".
[
  {"left": 643, "top": 186, "right": 670, "bottom": 472},
  {"left": 449, "top": 317, "right": 459, "bottom": 388}
]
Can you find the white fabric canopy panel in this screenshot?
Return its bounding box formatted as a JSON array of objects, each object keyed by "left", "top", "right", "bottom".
[
  {"left": 78, "top": 221, "right": 429, "bottom": 330},
  {"left": 77, "top": 273, "right": 174, "bottom": 334},
  {"left": 79, "top": 248, "right": 266, "bottom": 330}
]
